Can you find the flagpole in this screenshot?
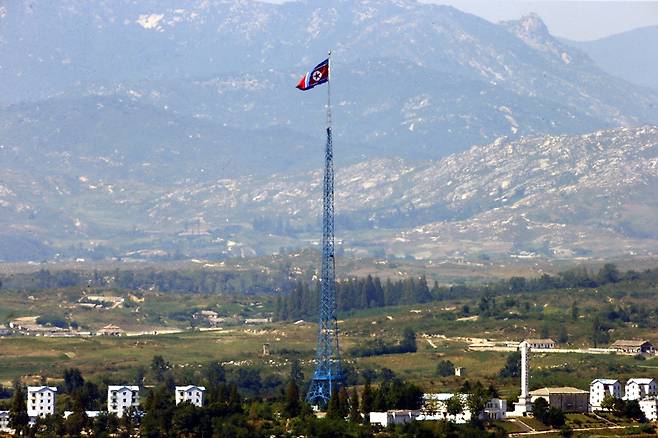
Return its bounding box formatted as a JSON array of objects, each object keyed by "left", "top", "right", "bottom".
[{"left": 327, "top": 50, "right": 332, "bottom": 130}]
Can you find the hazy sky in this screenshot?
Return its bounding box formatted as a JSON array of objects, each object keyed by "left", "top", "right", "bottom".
[{"left": 424, "top": 1, "right": 658, "bottom": 41}]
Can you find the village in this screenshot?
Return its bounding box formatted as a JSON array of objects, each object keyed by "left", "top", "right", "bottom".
[{"left": 1, "top": 338, "right": 656, "bottom": 435}]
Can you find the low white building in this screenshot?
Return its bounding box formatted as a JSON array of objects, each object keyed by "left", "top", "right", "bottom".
[
  {"left": 483, "top": 398, "right": 507, "bottom": 420},
  {"left": 0, "top": 410, "right": 11, "bottom": 433},
  {"left": 624, "top": 378, "right": 657, "bottom": 401},
  {"left": 639, "top": 397, "right": 658, "bottom": 421},
  {"left": 369, "top": 410, "right": 419, "bottom": 427},
  {"left": 525, "top": 338, "right": 556, "bottom": 349},
  {"left": 108, "top": 386, "right": 139, "bottom": 418},
  {"left": 419, "top": 393, "right": 471, "bottom": 423},
  {"left": 175, "top": 386, "right": 206, "bottom": 407},
  {"left": 63, "top": 410, "right": 101, "bottom": 419},
  {"left": 590, "top": 379, "right": 622, "bottom": 410},
  {"left": 27, "top": 386, "right": 57, "bottom": 418},
  {"left": 418, "top": 393, "right": 505, "bottom": 423}
]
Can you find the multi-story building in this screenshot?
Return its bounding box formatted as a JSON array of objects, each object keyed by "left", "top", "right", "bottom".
[
  {"left": 590, "top": 379, "right": 622, "bottom": 410},
  {"left": 107, "top": 386, "right": 139, "bottom": 418},
  {"left": 639, "top": 397, "right": 658, "bottom": 421},
  {"left": 27, "top": 386, "right": 57, "bottom": 418},
  {"left": 624, "top": 378, "right": 657, "bottom": 401},
  {"left": 175, "top": 386, "right": 206, "bottom": 407}
]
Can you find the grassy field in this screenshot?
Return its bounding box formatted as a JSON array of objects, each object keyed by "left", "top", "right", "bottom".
[
  {"left": 1, "top": 261, "right": 658, "bottom": 407},
  {"left": 1, "top": 300, "right": 657, "bottom": 397}
]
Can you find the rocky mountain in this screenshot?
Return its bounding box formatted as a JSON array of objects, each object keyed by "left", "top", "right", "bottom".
[
  {"left": 1, "top": 126, "right": 657, "bottom": 261},
  {"left": 2, "top": 0, "right": 658, "bottom": 261},
  {"left": 2, "top": 1, "right": 658, "bottom": 159},
  {"left": 563, "top": 26, "right": 658, "bottom": 91}
]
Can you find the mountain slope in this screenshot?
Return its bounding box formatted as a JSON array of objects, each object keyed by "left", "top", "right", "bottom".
[
  {"left": 1, "top": 0, "right": 658, "bottom": 160},
  {"left": 1, "top": 126, "right": 657, "bottom": 261},
  {"left": 563, "top": 26, "right": 658, "bottom": 90}
]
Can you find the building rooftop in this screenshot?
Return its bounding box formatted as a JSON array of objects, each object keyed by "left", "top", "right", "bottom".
[
  {"left": 626, "top": 378, "right": 656, "bottom": 385},
  {"left": 530, "top": 387, "right": 588, "bottom": 396},
  {"left": 526, "top": 338, "right": 556, "bottom": 344},
  {"left": 27, "top": 386, "right": 57, "bottom": 393},
  {"left": 611, "top": 339, "right": 652, "bottom": 347},
  {"left": 591, "top": 379, "right": 619, "bottom": 385},
  {"left": 176, "top": 385, "right": 206, "bottom": 391},
  {"left": 108, "top": 385, "right": 139, "bottom": 391}
]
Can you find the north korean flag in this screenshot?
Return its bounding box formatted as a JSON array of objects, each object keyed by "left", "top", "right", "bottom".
[{"left": 296, "top": 58, "right": 329, "bottom": 91}]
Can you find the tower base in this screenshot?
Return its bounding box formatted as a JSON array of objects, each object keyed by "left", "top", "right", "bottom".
[{"left": 508, "top": 397, "right": 532, "bottom": 417}]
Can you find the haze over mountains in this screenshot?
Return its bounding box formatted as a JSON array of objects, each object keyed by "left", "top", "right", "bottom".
[
  {"left": 1, "top": 0, "right": 657, "bottom": 262},
  {"left": 563, "top": 26, "right": 658, "bottom": 91}
]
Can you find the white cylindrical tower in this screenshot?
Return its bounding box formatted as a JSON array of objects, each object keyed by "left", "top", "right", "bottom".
[{"left": 520, "top": 340, "right": 530, "bottom": 399}]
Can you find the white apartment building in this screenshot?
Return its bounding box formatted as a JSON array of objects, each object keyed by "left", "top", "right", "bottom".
[
  {"left": 624, "top": 378, "right": 657, "bottom": 401},
  {"left": 175, "top": 386, "right": 206, "bottom": 407},
  {"left": 590, "top": 379, "right": 622, "bottom": 410},
  {"left": 639, "top": 397, "right": 658, "bottom": 421},
  {"left": 27, "top": 386, "right": 57, "bottom": 418},
  {"left": 107, "top": 386, "right": 139, "bottom": 418}
]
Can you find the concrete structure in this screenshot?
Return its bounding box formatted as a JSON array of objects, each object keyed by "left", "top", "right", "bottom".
[
  {"left": 526, "top": 338, "right": 556, "bottom": 349},
  {"left": 108, "top": 386, "right": 139, "bottom": 417},
  {"left": 512, "top": 341, "right": 532, "bottom": 416},
  {"left": 0, "top": 411, "right": 11, "bottom": 433},
  {"left": 27, "top": 386, "right": 57, "bottom": 418},
  {"left": 529, "top": 387, "right": 589, "bottom": 413},
  {"left": 454, "top": 367, "right": 465, "bottom": 377},
  {"left": 639, "top": 397, "right": 658, "bottom": 421},
  {"left": 624, "top": 378, "right": 657, "bottom": 401},
  {"left": 590, "top": 379, "right": 622, "bottom": 410},
  {"left": 369, "top": 410, "right": 419, "bottom": 427},
  {"left": 610, "top": 340, "right": 654, "bottom": 355},
  {"left": 175, "top": 386, "right": 206, "bottom": 407}
]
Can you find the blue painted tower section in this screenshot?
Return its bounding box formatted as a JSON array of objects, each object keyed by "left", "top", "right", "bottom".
[{"left": 306, "top": 123, "right": 343, "bottom": 407}]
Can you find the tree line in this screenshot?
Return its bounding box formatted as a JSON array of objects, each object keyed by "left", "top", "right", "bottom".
[{"left": 274, "top": 275, "right": 435, "bottom": 321}]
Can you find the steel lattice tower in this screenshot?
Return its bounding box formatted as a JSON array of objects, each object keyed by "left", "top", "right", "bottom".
[{"left": 306, "top": 52, "right": 343, "bottom": 408}]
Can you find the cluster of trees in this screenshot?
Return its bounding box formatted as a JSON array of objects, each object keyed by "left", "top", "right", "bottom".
[
  {"left": 349, "top": 328, "right": 417, "bottom": 357},
  {"left": 532, "top": 398, "right": 565, "bottom": 428},
  {"left": 274, "top": 275, "right": 435, "bottom": 321},
  {"left": 436, "top": 360, "right": 455, "bottom": 377},
  {"left": 0, "top": 267, "right": 296, "bottom": 295},
  {"left": 600, "top": 395, "right": 646, "bottom": 421}
]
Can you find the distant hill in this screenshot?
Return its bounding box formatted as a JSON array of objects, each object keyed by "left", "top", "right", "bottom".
[
  {"left": 562, "top": 26, "right": 658, "bottom": 90},
  {"left": 1, "top": 126, "right": 657, "bottom": 261}
]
